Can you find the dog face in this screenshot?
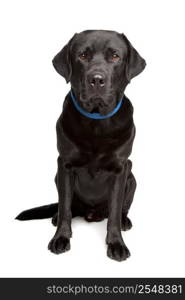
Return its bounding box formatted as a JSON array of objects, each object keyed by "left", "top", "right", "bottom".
[{"left": 53, "top": 30, "right": 146, "bottom": 115}]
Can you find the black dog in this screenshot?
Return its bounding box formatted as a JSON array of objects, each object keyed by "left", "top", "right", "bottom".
[{"left": 16, "top": 30, "right": 146, "bottom": 261}]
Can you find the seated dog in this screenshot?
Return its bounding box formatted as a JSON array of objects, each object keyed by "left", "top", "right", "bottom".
[{"left": 16, "top": 30, "right": 146, "bottom": 261}]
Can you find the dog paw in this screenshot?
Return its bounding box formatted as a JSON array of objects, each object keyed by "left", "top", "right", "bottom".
[
  {"left": 107, "top": 242, "right": 130, "bottom": 261},
  {"left": 52, "top": 213, "right": 58, "bottom": 226},
  {"left": 48, "top": 235, "right": 70, "bottom": 254},
  {"left": 121, "top": 216, "right": 132, "bottom": 231}
]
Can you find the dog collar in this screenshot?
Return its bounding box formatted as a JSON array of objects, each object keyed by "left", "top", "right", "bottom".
[{"left": 70, "top": 90, "right": 123, "bottom": 120}]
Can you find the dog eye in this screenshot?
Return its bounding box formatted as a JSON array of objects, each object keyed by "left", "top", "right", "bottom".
[
  {"left": 111, "top": 53, "right": 120, "bottom": 62},
  {"left": 79, "top": 52, "right": 88, "bottom": 60}
]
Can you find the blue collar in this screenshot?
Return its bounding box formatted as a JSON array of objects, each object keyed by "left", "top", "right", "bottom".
[{"left": 70, "top": 90, "right": 124, "bottom": 120}]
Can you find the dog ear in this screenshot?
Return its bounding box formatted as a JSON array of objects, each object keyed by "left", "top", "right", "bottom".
[
  {"left": 52, "top": 34, "right": 77, "bottom": 83},
  {"left": 122, "top": 34, "right": 146, "bottom": 82}
]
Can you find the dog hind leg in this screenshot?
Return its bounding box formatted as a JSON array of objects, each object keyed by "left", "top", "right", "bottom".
[{"left": 121, "top": 160, "right": 136, "bottom": 231}]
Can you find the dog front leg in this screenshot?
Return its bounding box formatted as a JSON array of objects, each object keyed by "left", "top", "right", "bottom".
[
  {"left": 106, "top": 162, "right": 130, "bottom": 261},
  {"left": 48, "top": 157, "right": 74, "bottom": 254}
]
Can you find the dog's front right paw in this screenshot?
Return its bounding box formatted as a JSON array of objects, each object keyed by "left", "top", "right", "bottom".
[{"left": 48, "top": 235, "right": 70, "bottom": 254}]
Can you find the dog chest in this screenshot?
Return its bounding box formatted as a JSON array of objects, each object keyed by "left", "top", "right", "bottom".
[{"left": 74, "top": 167, "right": 111, "bottom": 204}]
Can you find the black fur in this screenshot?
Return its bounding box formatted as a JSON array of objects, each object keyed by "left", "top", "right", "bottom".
[{"left": 16, "top": 30, "right": 146, "bottom": 261}]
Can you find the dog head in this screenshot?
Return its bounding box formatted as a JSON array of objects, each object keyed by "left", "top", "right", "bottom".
[{"left": 53, "top": 30, "right": 146, "bottom": 115}]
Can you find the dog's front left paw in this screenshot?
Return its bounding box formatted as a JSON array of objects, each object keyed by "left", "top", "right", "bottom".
[
  {"left": 48, "top": 235, "right": 70, "bottom": 254},
  {"left": 107, "top": 242, "right": 130, "bottom": 262}
]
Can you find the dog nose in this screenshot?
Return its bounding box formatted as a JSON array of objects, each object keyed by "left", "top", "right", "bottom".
[{"left": 88, "top": 74, "right": 105, "bottom": 88}]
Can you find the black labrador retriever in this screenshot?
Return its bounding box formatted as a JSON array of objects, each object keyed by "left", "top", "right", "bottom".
[{"left": 16, "top": 30, "right": 146, "bottom": 261}]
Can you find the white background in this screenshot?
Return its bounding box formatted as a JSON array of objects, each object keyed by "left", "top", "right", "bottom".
[{"left": 0, "top": 0, "right": 185, "bottom": 277}]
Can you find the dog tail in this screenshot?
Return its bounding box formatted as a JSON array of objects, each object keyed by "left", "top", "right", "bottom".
[{"left": 15, "top": 203, "right": 58, "bottom": 221}]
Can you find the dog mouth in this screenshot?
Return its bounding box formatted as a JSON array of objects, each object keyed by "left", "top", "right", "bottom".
[
  {"left": 84, "top": 102, "right": 109, "bottom": 115},
  {"left": 80, "top": 96, "right": 111, "bottom": 115},
  {"left": 90, "top": 107, "right": 100, "bottom": 113}
]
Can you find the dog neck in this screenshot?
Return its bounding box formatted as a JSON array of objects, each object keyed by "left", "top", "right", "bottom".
[{"left": 70, "top": 90, "right": 124, "bottom": 120}]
